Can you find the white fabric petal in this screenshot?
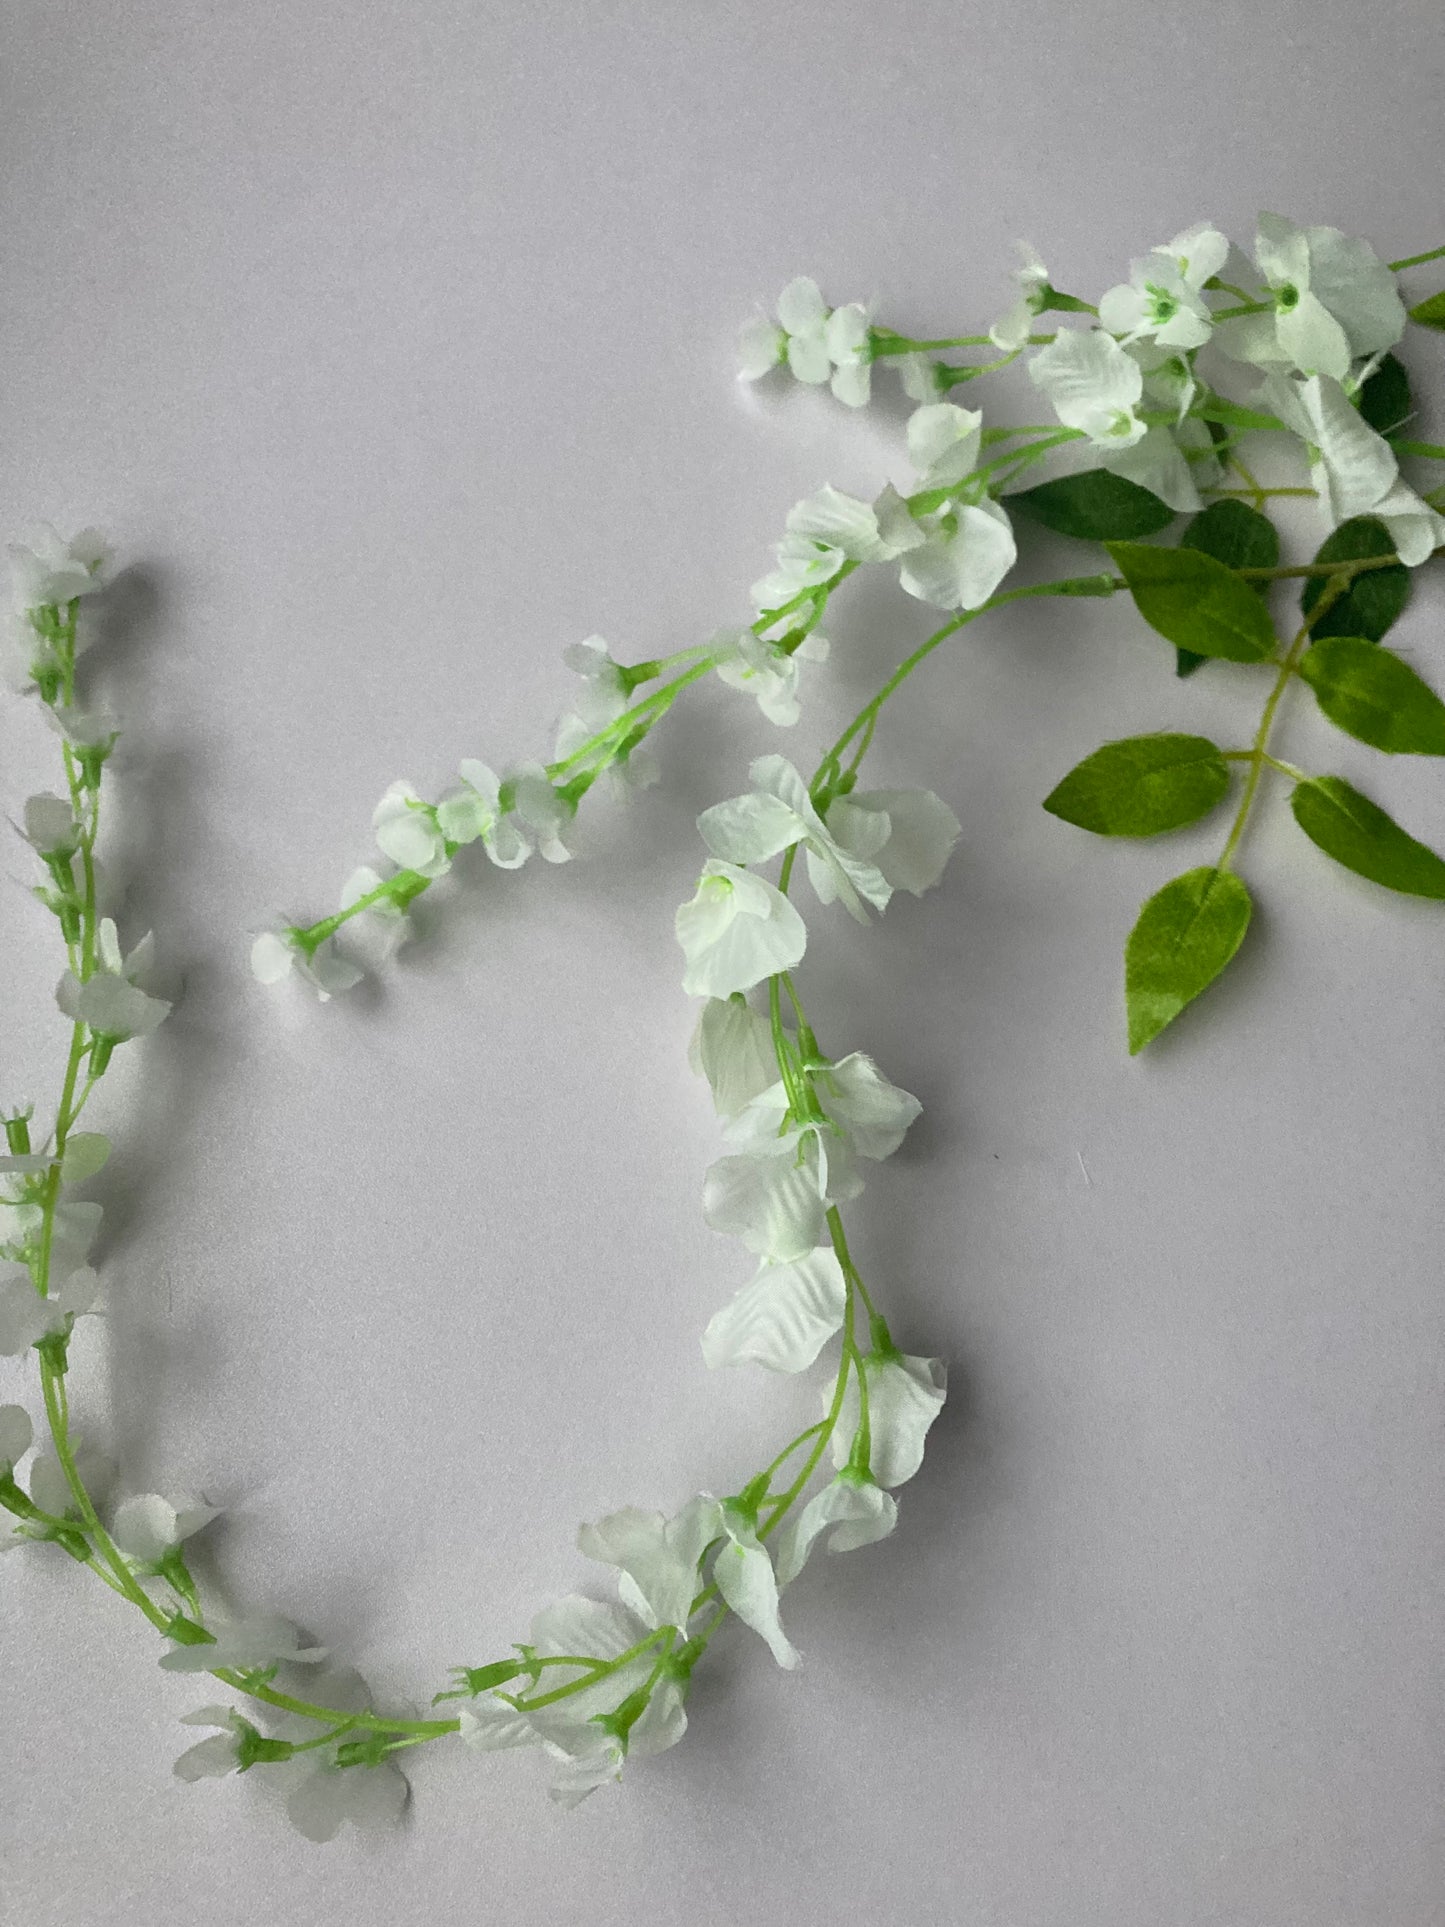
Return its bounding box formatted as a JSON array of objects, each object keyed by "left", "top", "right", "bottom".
[
  {"left": 1169, "top": 221, "right": 1230, "bottom": 288},
  {"left": 0, "top": 1403, "right": 33, "bottom": 1468},
  {"left": 713, "top": 1507, "right": 799, "bottom": 1668},
  {"left": 815, "top": 1052, "right": 921, "bottom": 1160},
  {"left": 776, "top": 276, "right": 827, "bottom": 334},
  {"left": 839, "top": 788, "right": 959, "bottom": 895},
  {"left": 689, "top": 997, "right": 779, "bottom": 1116},
  {"left": 773, "top": 1473, "right": 898, "bottom": 1586},
  {"left": 785, "top": 486, "right": 886, "bottom": 561},
  {"left": 833, "top": 1352, "right": 948, "bottom": 1488},
  {"left": 829, "top": 361, "right": 871, "bottom": 408},
  {"left": 250, "top": 932, "right": 295, "bottom": 985},
  {"left": 112, "top": 1494, "right": 180, "bottom": 1564},
  {"left": 1305, "top": 224, "right": 1405, "bottom": 356},
  {"left": 906, "top": 404, "right": 983, "bottom": 487},
  {"left": 702, "top": 1142, "right": 829, "bottom": 1262},
  {"left": 578, "top": 1495, "right": 722, "bottom": 1631},
  {"left": 738, "top": 315, "right": 785, "bottom": 381},
  {"left": 1301, "top": 375, "right": 1400, "bottom": 522},
  {"left": 675, "top": 863, "right": 808, "bottom": 1000},
  {"left": 458, "top": 1696, "right": 540, "bottom": 1752},
  {"left": 1102, "top": 427, "right": 1202, "bottom": 513},
  {"left": 628, "top": 1678, "right": 689, "bottom": 1758},
  {"left": 173, "top": 1733, "right": 240, "bottom": 1783},
  {"left": 701, "top": 1247, "right": 848, "bottom": 1372},
  {"left": 1277, "top": 291, "right": 1351, "bottom": 382},
  {"left": 786, "top": 332, "right": 831, "bottom": 385},
  {"left": 530, "top": 1594, "right": 650, "bottom": 1662},
  {"left": 697, "top": 790, "right": 806, "bottom": 866},
  {"left": 1028, "top": 330, "right": 1144, "bottom": 440}
]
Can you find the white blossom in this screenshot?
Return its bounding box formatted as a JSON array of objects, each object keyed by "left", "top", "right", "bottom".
[
  {"left": 29, "top": 1434, "right": 113, "bottom": 1517},
  {"left": 711, "top": 1502, "right": 798, "bottom": 1668},
  {"left": 1260, "top": 373, "right": 1445, "bottom": 565},
  {"left": 1098, "top": 221, "right": 1229, "bottom": 349},
  {"left": 285, "top": 1759, "right": 409, "bottom": 1842},
  {"left": 713, "top": 626, "right": 827, "bottom": 728},
  {"left": 773, "top": 1470, "right": 898, "bottom": 1585},
  {"left": 675, "top": 861, "right": 807, "bottom": 999},
  {"left": 159, "top": 1613, "right": 328, "bottom": 1674},
  {"left": 907, "top": 403, "right": 984, "bottom": 489},
  {"left": 0, "top": 1198, "right": 101, "bottom": 1273},
  {"left": 21, "top": 793, "right": 79, "bottom": 857},
  {"left": 540, "top": 1677, "right": 689, "bottom": 1809},
  {"left": 0, "top": 1403, "right": 32, "bottom": 1472},
  {"left": 372, "top": 781, "right": 450, "bottom": 877},
  {"left": 578, "top": 1494, "right": 723, "bottom": 1631},
  {"left": 435, "top": 759, "right": 532, "bottom": 865},
  {"left": 823, "top": 787, "right": 960, "bottom": 897},
  {"left": 1028, "top": 329, "right": 1147, "bottom": 448},
  {"left": 698, "top": 755, "right": 892, "bottom": 922},
  {"left": 111, "top": 1492, "right": 219, "bottom": 1566},
  {"left": 897, "top": 354, "right": 950, "bottom": 403},
  {"left": 989, "top": 242, "right": 1051, "bottom": 353},
  {"left": 896, "top": 498, "right": 1018, "bottom": 612},
  {"left": 1219, "top": 213, "right": 1406, "bottom": 381},
  {"left": 831, "top": 1350, "right": 947, "bottom": 1487},
  {"left": 737, "top": 279, "right": 874, "bottom": 407},
  {"left": 0, "top": 1263, "right": 97, "bottom": 1356},
  {"left": 701, "top": 1246, "right": 847, "bottom": 1372},
  {"left": 56, "top": 918, "right": 170, "bottom": 1042},
  {"left": 702, "top": 1123, "right": 859, "bottom": 1263},
  {"left": 688, "top": 995, "right": 779, "bottom": 1115},
  {"left": 507, "top": 762, "right": 573, "bottom": 863},
  {"left": 173, "top": 1706, "right": 250, "bottom": 1783},
  {"left": 9, "top": 526, "right": 112, "bottom": 611},
  {"left": 41, "top": 704, "right": 119, "bottom": 753},
  {"left": 249, "top": 929, "right": 363, "bottom": 1000}
]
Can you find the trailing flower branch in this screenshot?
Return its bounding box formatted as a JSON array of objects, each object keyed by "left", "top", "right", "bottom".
[{"left": 5, "top": 213, "right": 1445, "bottom": 1835}]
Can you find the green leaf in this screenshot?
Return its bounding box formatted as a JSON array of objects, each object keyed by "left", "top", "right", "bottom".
[
  {"left": 1175, "top": 501, "right": 1281, "bottom": 677},
  {"left": 1296, "top": 638, "right": 1445, "bottom": 754},
  {"left": 1290, "top": 776, "right": 1445, "bottom": 897},
  {"left": 1108, "top": 541, "right": 1277, "bottom": 662},
  {"left": 1124, "top": 866, "right": 1253, "bottom": 1053},
  {"left": 1408, "top": 290, "right": 1445, "bottom": 331},
  {"left": 1300, "top": 517, "right": 1410, "bottom": 641},
  {"left": 1357, "top": 352, "right": 1412, "bottom": 438},
  {"left": 1044, "top": 733, "right": 1231, "bottom": 836},
  {"left": 1007, "top": 470, "right": 1176, "bottom": 542}
]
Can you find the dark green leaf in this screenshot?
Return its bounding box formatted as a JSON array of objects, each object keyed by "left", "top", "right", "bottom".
[
  {"left": 1290, "top": 776, "right": 1445, "bottom": 897},
  {"left": 1408, "top": 290, "right": 1445, "bottom": 331},
  {"left": 1124, "top": 866, "right": 1253, "bottom": 1053},
  {"left": 1007, "top": 471, "right": 1176, "bottom": 542},
  {"left": 1044, "top": 733, "right": 1231, "bottom": 836},
  {"left": 1296, "top": 638, "right": 1445, "bottom": 754},
  {"left": 1300, "top": 518, "right": 1410, "bottom": 641},
  {"left": 1108, "top": 542, "right": 1277, "bottom": 662},
  {"left": 1175, "top": 502, "right": 1280, "bottom": 675},
  {"left": 1357, "top": 353, "right": 1412, "bottom": 437}
]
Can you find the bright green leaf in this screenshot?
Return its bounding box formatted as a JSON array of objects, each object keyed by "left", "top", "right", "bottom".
[
  {"left": 1108, "top": 542, "right": 1277, "bottom": 662},
  {"left": 1290, "top": 776, "right": 1445, "bottom": 897},
  {"left": 1408, "top": 290, "right": 1445, "bottom": 331},
  {"left": 1357, "top": 353, "right": 1412, "bottom": 438},
  {"left": 1044, "top": 733, "right": 1231, "bottom": 836},
  {"left": 1007, "top": 471, "right": 1176, "bottom": 542},
  {"left": 1175, "top": 501, "right": 1281, "bottom": 677},
  {"left": 1300, "top": 518, "right": 1410, "bottom": 641},
  {"left": 1124, "top": 866, "right": 1253, "bottom": 1053},
  {"left": 1296, "top": 638, "right": 1445, "bottom": 754}
]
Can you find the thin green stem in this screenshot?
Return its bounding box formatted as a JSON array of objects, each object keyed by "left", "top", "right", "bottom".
[{"left": 1390, "top": 243, "right": 1445, "bottom": 272}]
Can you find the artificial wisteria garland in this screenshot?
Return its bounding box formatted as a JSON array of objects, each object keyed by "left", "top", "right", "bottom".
[{"left": 4, "top": 216, "right": 1445, "bottom": 1838}]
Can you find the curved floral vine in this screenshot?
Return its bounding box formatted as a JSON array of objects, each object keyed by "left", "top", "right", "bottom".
[{"left": 3, "top": 216, "right": 1444, "bottom": 1838}]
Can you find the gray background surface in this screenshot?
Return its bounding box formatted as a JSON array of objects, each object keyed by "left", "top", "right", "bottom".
[{"left": 2, "top": 2, "right": 1443, "bottom": 1921}]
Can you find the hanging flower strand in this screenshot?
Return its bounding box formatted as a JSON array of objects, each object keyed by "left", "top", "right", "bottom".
[{"left": 3, "top": 216, "right": 1445, "bottom": 1835}]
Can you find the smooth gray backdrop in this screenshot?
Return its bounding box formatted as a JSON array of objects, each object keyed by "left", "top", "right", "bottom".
[{"left": 2, "top": 3, "right": 1443, "bottom": 1922}]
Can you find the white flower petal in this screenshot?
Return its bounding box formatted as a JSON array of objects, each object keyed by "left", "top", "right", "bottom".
[
  {"left": 833, "top": 1351, "right": 947, "bottom": 1487},
  {"left": 689, "top": 997, "right": 779, "bottom": 1116},
  {"left": 738, "top": 315, "right": 786, "bottom": 381},
  {"left": 697, "top": 790, "right": 806, "bottom": 867},
  {"left": 906, "top": 403, "right": 983, "bottom": 487},
  {"left": 776, "top": 276, "right": 827, "bottom": 335},
  {"left": 714, "top": 1507, "right": 798, "bottom": 1668},
  {"left": 0, "top": 1403, "right": 33, "bottom": 1468},
  {"left": 816, "top": 1052, "right": 921, "bottom": 1160},
  {"left": 458, "top": 1696, "right": 540, "bottom": 1752},
  {"left": 702, "top": 1143, "right": 828, "bottom": 1263},
  {"left": 837, "top": 788, "right": 959, "bottom": 895},
  {"left": 675, "top": 863, "right": 807, "bottom": 1000},
  {"left": 774, "top": 1472, "right": 898, "bottom": 1586},
  {"left": 701, "top": 1247, "right": 847, "bottom": 1372}
]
